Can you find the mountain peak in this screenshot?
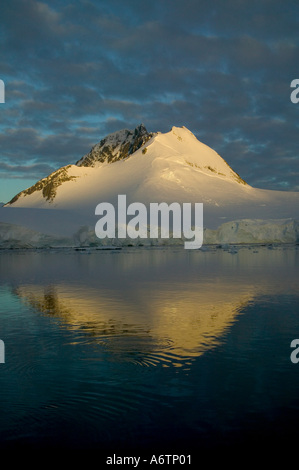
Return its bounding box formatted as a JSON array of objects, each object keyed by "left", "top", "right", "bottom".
[
  {"left": 5, "top": 124, "right": 248, "bottom": 208},
  {"left": 76, "top": 124, "right": 154, "bottom": 167},
  {"left": 149, "top": 125, "right": 247, "bottom": 185}
]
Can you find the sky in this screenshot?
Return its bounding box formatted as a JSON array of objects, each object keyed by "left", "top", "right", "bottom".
[{"left": 0, "top": 0, "right": 298, "bottom": 203}]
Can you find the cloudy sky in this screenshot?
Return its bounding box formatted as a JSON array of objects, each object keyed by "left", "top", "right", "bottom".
[{"left": 0, "top": 0, "right": 298, "bottom": 202}]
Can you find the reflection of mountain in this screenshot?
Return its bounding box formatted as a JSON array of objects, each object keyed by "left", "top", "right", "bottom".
[
  {"left": 14, "top": 280, "right": 254, "bottom": 367},
  {"left": 7, "top": 246, "right": 297, "bottom": 368}
]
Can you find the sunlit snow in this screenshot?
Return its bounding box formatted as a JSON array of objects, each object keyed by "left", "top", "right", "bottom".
[{"left": 1, "top": 126, "right": 298, "bottom": 248}]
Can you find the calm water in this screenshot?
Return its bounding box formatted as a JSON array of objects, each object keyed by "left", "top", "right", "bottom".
[{"left": 0, "top": 246, "right": 299, "bottom": 463}]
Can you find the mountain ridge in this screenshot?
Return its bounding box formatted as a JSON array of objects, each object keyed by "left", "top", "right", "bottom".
[
  {"left": 2, "top": 124, "right": 298, "bottom": 238},
  {"left": 76, "top": 123, "right": 154, "bottom": 167},
  {"left": 5, "top": 124, "right": 248, "bottom": 206}
]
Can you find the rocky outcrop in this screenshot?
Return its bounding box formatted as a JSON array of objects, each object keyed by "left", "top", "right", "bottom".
[{"left": 76, "top": 124, "right": 154, "bottom": 167}]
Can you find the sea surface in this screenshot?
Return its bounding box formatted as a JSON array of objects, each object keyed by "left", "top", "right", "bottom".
[{"left": 0, "top": 246, "right": 299, "bottom": 464}]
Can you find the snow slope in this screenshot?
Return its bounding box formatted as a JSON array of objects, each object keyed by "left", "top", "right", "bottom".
[
  {"left": 5, "top": 126, "right": 249, "bottom": 211},
  {"left": 1, "top": 125, "right": 298, "bottom": 247}
]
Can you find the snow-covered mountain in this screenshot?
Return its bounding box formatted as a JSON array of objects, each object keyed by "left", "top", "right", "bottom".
[
  {"left": 1, "top": 124, "right": 299, "bottom": 247},
  {"left": 5, "top": 124, "right": 248, "bottom": 209}
]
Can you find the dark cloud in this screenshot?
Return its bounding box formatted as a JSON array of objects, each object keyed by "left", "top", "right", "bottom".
[
  {"left": 0, "top": 0, "right": 298, "bottom": 195},
  {"left": 0, "top": 161, "right": 54, "bottom": 178}
]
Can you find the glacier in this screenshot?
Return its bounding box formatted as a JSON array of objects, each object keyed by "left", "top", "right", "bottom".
[{"left": 0, "top": 218, "right": 298, "bottom": 249}]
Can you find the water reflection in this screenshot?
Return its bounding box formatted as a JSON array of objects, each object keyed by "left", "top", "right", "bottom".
[
  {"left": 1, "top": 246, "right": 299, "bottom": 454},
  {"left": 13, "top": 282, "right": 251, "bottom": 367},
  {"left": 8, "top": 246, "right": 298, "bottom": 369}
]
